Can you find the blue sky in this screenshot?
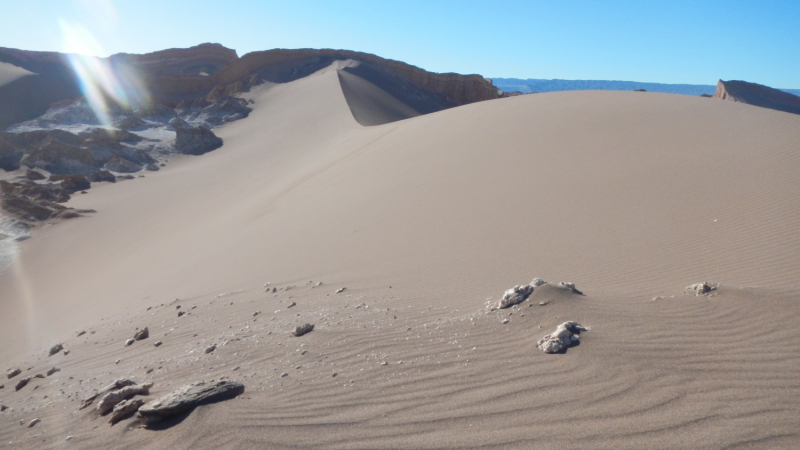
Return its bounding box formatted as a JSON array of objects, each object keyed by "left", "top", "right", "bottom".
[{"left": 1, "top": 0, "right": 798, "bottom": 87}]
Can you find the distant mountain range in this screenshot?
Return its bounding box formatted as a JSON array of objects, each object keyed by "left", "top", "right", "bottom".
[{"left": 492, "top": 78, "right": 800, "bottom": 97}]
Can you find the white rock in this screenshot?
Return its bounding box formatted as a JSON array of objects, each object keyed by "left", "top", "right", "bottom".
[
  {"left": 530, "top": 278, "right": 547, "bottom": 287},
  {"left": 498, "top": 285, "right": 534, "bottom": 309},
  {"left": 28, "top": 418, "right": 40, "bottom": 427},
  {"left": 537, "top": 322, "right": 588, "bottom": 353}
]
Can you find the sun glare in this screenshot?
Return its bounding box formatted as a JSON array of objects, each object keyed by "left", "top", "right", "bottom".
[{"left": 58, "top": 17, "right": 149, "bottom": 126}]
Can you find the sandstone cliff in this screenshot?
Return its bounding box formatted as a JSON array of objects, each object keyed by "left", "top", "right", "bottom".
[{"left": 713, "top": 80, "right": 800, "bottom": 115}]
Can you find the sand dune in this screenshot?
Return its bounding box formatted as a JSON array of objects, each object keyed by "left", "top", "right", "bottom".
[
  {"left": 1, "top": 62, "right": 799, "bottom": 448},
  {"left": 0, "top": 62, "right": 34, "bottom": 88}
]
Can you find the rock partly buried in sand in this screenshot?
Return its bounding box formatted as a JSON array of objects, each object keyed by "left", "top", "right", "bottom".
[
  {"left": 537, "top": 322, "right": 588, "bottom": 353},
  {"left": 104, "top": 156, "right": 141, "bottom": 173},
  {"left": 125, "top": 338, "right": 135, "bottom": 346},
  {"left": 174, "top": 126, "right": 223, "bottom": 156},
  {"left": 46, "top": 367, "right": 60, "bottom": 376},
  {"left": 97, "top": 382, "right": 153, "bottom": 415},
  {"left": 499, "top": 285, "right": 534, "bottom": 309},
  {"left": 28, "top": 418, "right": 40, "bottom": 428},
  {"left": 6, "top": 368, "right": 21, "bottom": 379},
  {"left": 686, "top": 281, "right": 718, "bottom": 296},
  {"left": 79, "top": 378, "right": 137, "bottom": 410},
  {"left": 85, "top": 170, "right": 115, "bottom": 183},
  {"left": 559, "top": 281, "right": 584, "bottom": 295},
  {"left": 137, "top": 380, "right": 244, "bottom": 424},
  {"left": 15, "top": 376, "right": 31, "bottom": 391},
  {"left": 109, "top": 398, "right": 145, "bottom": 425},
  {"left": 48, "top": 343, "right": 63, "bottom": 356},
  {"left": 292, "top": 323, "right": 315, "bottom": 337},
  {"left": 134, "top": 327, "right": 149, "bottom": 341},
  {"left": 204, "top": 344, "right": 216, "bottom": 354},
  {"left": 0, "top": 404, "right": 7, "bottom": 411},
  {"left": 530, "top": 278, "right": 547, "bottom": 287}
]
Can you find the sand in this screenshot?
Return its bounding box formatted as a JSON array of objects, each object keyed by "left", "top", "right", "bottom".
[
  {"left": 1, "top": 61, "right": 799, "bottom": 448},
  {"left": 0, "top": 62, "right": 34, "bottom": 88}
]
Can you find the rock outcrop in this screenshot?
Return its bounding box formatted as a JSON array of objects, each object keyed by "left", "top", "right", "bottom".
[
  {"left": 713, "top": 80, "right": 800, "bottom": 115},
  {"left": 79, "top": 378, "right": 137, "bottom": 410},
  {"left": 686, "top": 281, "right": 718, "bottom": 296},
  {"left": 499, "top": 285, "right": 534, "bottom": 309},
  {"left": 137, "top": 380, "right": 244, "bottom": 424}
]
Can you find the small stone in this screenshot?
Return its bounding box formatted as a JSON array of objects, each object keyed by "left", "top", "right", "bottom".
[
  {"left": 125, "top": 338, "right": 135, "bottom": 346},
  {"left": 380, "top": 362, "right": 388, "bottom": 366},
  {"left": 292, "top": 323, "right": 315, "bottom": 337},
  {"left": 530, "top": 278, "right": 547, "bottom": 287},
  {"left": 154, "top": 341, "right": 162, "bottom": 347},
  {"left": 46, "top": 367, "right": 60, "bottom": 376},
  {"left": 115, "top": 359, "right": 121, "bottom": 364},
  {"left": 205, "top": 344, "right": 217, "bottom": 354},
  {"left": 48, "top": 343, "right": 63, "bottom": 356},
  {"left": 253, "top": 311, "right": 260, "bottom": 317},
  {"left": 77, "top": 331, "right": 86, "bottom": 337},
  {"left": 28, "top": 418, "right": 40, "bottom": 428},
  {"left": 501, "top": 318, "right": 509, "bottom": 324},
  {"left": 0, "top": 404, "right": 8, "bottom": 411},
  {"left": 335, "top": 287, "right": 347, "bottom": 294},
  {"left": 6, "top": 368, "right": 21, "bottom": 379},
  {"left": 65, "top": 436, "right": 73, "bottom": 441},
  {"left": 332, "top": 373, "right": 337, "bottom": 377},
  {"left": 34, "top": 373, "right": 45, "bottom": 379},
  {"left": 178, "top": 311, "right": 185, "bottom": 317},
  {"left": 134, "top": 327, "right": 149, "bottom": 340},
  {"left": 280, "top": 372, "right": 288, "bottom": 378},
  {"left": 176, "top": 305, "right": 181, "bottom": 309},
  {"left": 287, "top": 302, "right": 296, "bottom": 308}
]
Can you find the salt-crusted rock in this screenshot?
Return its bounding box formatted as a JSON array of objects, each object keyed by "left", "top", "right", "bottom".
[
  {"left": 48, "top": 343, "right": 63, "bottom": 356},
  {"left": 686, "top": 282, "right": 718, "bottom": 296},
  {"left": 137, "top": 380, "right": 244, "bottom": 424},
  {"left": 537, "top": 322, "right": 588, "bottom": 353},
  {"left": 79, "top": 378, "right": 137, "bottom": 409},
  {"left": 109, "top": 398, "right": 145, "bottom": 425},
  {"left": 530, "top": 278, "right": 547, "bottom": 287},
  {"left": 97, "top": 382, "right": 153, "bottom": 415},
  {"left": 559, "top": 281, "right": 584, "bottom": 295},
  {"left": 499, "top": 285, "right": 534, "bottom": 309},
  {"left": 46, "top": 367, "right": 60, "bottom": 376},
  {"left": 6, "top": 368, "right": 21, "bottom": 379},
  {"left": 134, "top": 327, "right": 149, "bottom": 341},
  {"left": 292, "top": 323, "right": 315, "bottom": 337},
  {"left": 15, "top": 376, "right": 31, "bottom": 391}
]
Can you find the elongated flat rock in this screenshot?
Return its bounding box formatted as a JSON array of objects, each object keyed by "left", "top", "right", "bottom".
[{"left": 137, "top": 380, "right": 244, "bottom": 424}]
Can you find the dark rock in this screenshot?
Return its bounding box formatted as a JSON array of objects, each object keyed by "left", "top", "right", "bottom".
[
  {"left": 134, "top": 327, "right": 149, "bottom": 341},
  {"left": 174, "top": 127, "right": 223, "bottom": 155},
  {"left": 114, "top": 116, "right": 146, "bottom": 130},
  {"left": 167, "top": 117, "right": 191, "bottom": 130},
  {"left": 292, "top": 323, "right": 315, "bottom": 337},
  {"left": 86, "top": 170, "right": 115, "bottom": 183},
  {"left": 145, "top": 163, "right": 159, "bottom": 171},
  {"left": 46, "top": 367, "right": 60, "bottom": 376},
  {"left": 137, "top": 380, "right": 244, "bottom": 424},
  {"left": 48, "top": 343, "right": 63, "bottom": 356},
  {"left": 0, "top": 138, "right": 24, "bottom": 171},
  {"left": 6, "top": 368, "right": 21, "bottom": 379},
  {"left": 15, "top": 376, "right": 31, "bottom": 391},
  {"left": 104, "top": 156, "right": 141, "bottom": 173},
  {"left": 49, "top": 174, "right": 90, "bottom": 191},
  {"left": 25, "top": 169, "right": 46, "bottom": 181}
]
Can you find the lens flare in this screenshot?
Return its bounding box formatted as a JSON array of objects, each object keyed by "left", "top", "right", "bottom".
[{"left": 59, "top": 19, "right": 150, "bottom": 126}]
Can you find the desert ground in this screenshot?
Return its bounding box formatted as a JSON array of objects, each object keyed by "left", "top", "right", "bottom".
[{"left": 1, "top": 61, "right": 799, "bottom": 449}]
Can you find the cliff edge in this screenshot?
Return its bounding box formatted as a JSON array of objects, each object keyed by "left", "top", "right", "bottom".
[{"left": 713, "top": 80, "right": 800, "bottom": 115}]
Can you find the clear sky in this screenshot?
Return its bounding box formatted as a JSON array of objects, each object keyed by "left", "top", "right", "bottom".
[{"left": 1, "top": 0, "right": 798, "bottom": 88}]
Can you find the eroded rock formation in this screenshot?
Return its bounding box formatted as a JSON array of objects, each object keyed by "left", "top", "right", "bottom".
[{"left": 713, "top": 80, "right": 800, "bottom": 115}]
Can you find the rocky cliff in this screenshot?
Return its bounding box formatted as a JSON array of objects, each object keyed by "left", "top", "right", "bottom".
[
  {"left": 0, "top": 44, "right": 501, "bottom": 129},
  {"left": 713, "top": 80, "right": 800, "bottom": 115}
]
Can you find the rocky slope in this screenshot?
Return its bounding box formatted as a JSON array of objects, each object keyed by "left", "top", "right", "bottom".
[{"left": 713, "top": 79, "right": 800, "bottom": 115}]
